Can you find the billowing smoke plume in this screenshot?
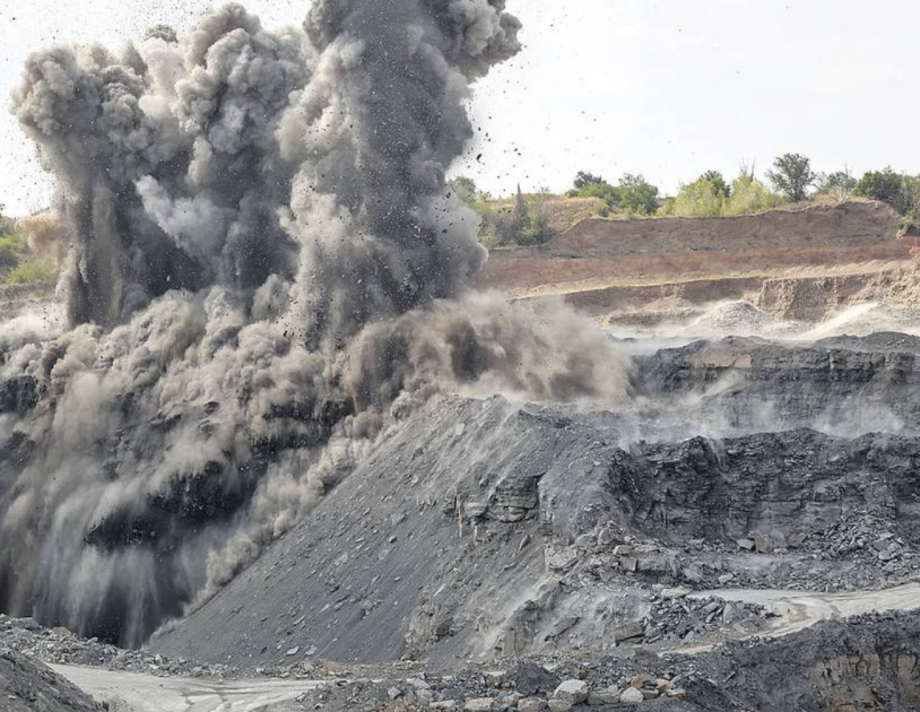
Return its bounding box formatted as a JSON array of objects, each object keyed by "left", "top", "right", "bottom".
[{"left": 0, "top": 1, "right": 626, "bottom": 646}]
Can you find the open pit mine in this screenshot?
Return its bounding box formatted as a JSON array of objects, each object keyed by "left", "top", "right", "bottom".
[{"left": 3, "top": 2, "right": 920, "bottom": 712}]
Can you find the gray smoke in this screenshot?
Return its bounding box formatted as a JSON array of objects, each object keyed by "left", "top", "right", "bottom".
[{"left": 0, "top": 1, "right": 625, "bottom": 647}]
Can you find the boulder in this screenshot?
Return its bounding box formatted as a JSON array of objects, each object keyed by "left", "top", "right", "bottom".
[{"left": 553, "top": 680, "right": 588, "bottom": 705}]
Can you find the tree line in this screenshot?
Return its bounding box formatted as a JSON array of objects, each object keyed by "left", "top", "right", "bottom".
[
  {"left": 451, "top": 155, "right": 920, "bottom": 247},
  {"left": 570, "top": 155, "right": 920, "bottom": 221}
]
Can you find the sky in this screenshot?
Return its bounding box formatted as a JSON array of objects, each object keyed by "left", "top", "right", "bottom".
[{"left": 0, "top": 0, "right": 918, "bottom": 216}]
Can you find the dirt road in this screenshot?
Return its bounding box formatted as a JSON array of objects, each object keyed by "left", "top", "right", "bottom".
[
  {"left": 690, "top": 581, "right": 920, "bottom": 640},
  {"left": 48, "top": 665, "right": 326, "bottom": 712}
]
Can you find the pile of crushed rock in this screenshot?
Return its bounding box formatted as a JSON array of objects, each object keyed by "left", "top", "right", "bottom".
[{"left": 0, "top": 614, "right": 234, "bottom": 678}]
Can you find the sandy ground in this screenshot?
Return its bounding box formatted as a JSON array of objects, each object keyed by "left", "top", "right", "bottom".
[{"left": 49, "top": 665, "right": 327, "bottom": 712}]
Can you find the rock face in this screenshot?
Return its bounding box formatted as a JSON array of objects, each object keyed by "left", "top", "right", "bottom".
[
  {"left": 633, "top": 334, "right": 920, "bottom": 435},
  {"left": 758, "top": 265, "right": 920, "bottom": 321},
  {"left": 150, "top": 387, "right": 920, "bottom": 666},
  {"left": 0, "top": 648, "right": 103, "bottom": 712},
  {"left": 614, "top": 430, "right": 920, "bottom": 548}
]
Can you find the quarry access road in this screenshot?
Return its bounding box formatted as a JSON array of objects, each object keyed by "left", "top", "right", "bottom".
[
  {"left": 48, "top": 664, "right": 327, "bottom": 712},
  {"left": 690, "top": 581, "right": 920, "bottom": 640},
  {"left": 45, "top": 582, "right": 920, "bottom": 710}
]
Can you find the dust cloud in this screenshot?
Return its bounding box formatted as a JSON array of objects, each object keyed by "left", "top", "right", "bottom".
[{"left": 0, "top": 1, "right": 628, "bottom": 646}]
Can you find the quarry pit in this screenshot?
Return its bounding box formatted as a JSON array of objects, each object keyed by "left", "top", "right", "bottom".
[{"left": 2, "top": 2, "right": 920, "bottom": 712}]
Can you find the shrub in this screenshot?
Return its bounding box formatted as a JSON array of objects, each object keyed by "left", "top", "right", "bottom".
[
  {"left": 5, "top": 259, "right": 57, "bottom": 286},
  {"left": 0, "top": 233, "right": 28, "bottom": 269},
  {"left": 573, "top": 171, "right": 605, "bottom": 190},
  {"left": 616, "top": 174, "right": 660, "bottom": 216},
  {"left": 856, "top": 168, "right": 920, "bottom": 217},
  {"left": 568, "top": 173, "right": 659, "bottom": 215},
  {"left": 666, "top": 173, "right": 729, "bottom": 217},
  {"left": 449, "top": 176, "right": 484, "bottom": 204},
  {"left": 567, "top": 180, "right": 619, "bottom": 205},
  {"left": 723, "top": 175, "right": 784, "bottom": 216},
  {"left": 856, "top": 168, "right": 903, "bottom": 206},
  {"left": 816, "top": 171, "right": 857, "bottom": 202}
]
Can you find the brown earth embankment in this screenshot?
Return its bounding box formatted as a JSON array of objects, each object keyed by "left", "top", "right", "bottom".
[{"left": 482, "top": 201, "right": 907, "bottom": 296}]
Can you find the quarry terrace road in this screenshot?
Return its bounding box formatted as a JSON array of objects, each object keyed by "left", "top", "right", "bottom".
[
  {"left": 47, "top": 583, "right": 920, "bottom": 711},
  {"left": 48, "top": 664, "right": 327, "bottom": 712},
  {"left": 688, "top": 581, "right": 920, "bottom": 643}
]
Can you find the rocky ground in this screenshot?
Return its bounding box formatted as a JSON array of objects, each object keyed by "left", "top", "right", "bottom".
[
  {"left": 7, "top": 306, "right": 920, "bottom": 710},
  {"left": 0, "top": 646, "right": 104, "bottom": 712},
  {"left": 6, "top": 610, "right": 920, "bottom": 711}
]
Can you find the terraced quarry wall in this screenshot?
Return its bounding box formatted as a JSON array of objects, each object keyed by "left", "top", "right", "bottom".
[{"left": 482, "top": 201, "right": 907, "bottom": 298}]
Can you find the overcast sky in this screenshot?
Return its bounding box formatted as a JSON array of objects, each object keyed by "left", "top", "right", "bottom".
[{"left": 0, "top": 0, "right": 918, "bottom": 216}]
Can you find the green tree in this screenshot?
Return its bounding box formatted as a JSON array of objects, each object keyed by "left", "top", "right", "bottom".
[
  {"left": 616, "top": 173, "right": 659, "bottom": 216},
  {"left": 855, "top": 168, "right": 913, "bottom": 213},
  {"left": 449, "top": 176, "right": 481, "bottom": 204},
  {"left": 573, "top": 171, "right": 605, "bottom": 190},
  {"left": 767, "top": 153, "right": 816, "bottom": 203},
  {"left": 701, "top": 170, "right": 731, "bottom": 199},
  {"left": 518, "top": 190, "right": 554, "bottom": 245},
  {"left": 512, "top": 184, "right": 528, "bottom": 231},
  {"left": 901, "top": 175, "right": 920, "bottom": 219}
]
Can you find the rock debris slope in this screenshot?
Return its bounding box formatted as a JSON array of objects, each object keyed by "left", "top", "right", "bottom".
[
  {"left": 151, "top": 350, "right": 920, "bottom": 666},
  {"left": 0, "top": 647, "right": 103, "bottom": 712}
]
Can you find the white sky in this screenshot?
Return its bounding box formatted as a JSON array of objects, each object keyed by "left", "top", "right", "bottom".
[{"left": 0, "top": 0, "right": 918, "bottom": 216}]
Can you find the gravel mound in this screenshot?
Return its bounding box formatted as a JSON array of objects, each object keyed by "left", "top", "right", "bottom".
[{"left": 0, "top": 647, "right": 103, "bottom": 712}]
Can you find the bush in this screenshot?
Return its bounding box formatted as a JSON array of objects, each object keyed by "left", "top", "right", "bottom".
[
  {"left": 567, "top": 180, "right": 619, "bottom": 205},
  {"left": 568, "top": 173, "right": 659, "bottom": 216},
  {"left": 573, "top": 171, "right": 605, "bottom": 190},
  {"left": 616, "top": 174, "right": 660, "bottom": 216},
  {"left": 0, "top": 233, "right": 28, "bottom": 269},
  {"left": 5, "top": 259, "right": 56, "bottom": 286},
  {"left": 856, "top": 168, "right": 903, "bottom": 205},
  {"left": 449, "top": 176, "right": 486, "bottom": 204},
  {"left": 472, "top": 187, "right": 556, "bottom": 248},
  {"left": 856, "top": 168, "right": 920, "bottom": 218},
  {"left": 722, "top": 174, "right": 784, "bottom": 216},
  {"left": 664, "top": 173, "right": 783, "bottom": 218},
  {"left": 666, "top": 173, "right": 729, "bottom": 217},
  {"left": 816, "top": 171, "right": 857, "bottom": 202}
]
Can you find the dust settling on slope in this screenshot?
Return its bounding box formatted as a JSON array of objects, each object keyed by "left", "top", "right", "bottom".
[{"left": 0, "top": 0, "right": 629, "bottom": 648}]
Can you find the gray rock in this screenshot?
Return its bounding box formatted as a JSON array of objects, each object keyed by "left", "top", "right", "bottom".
[
  {"left": 518, "top": 700, "right": 548, "bottom": 712},
  {"left": 620, "top": 687, "right": 645, "bottom": 703},
  {"left": 587, "top": 690, "right": 620, "bottom": 705},
  {"left": 552, "top": 680, "right": 588, "bottom": 705},
  {"left": 613, "top": 623, "right": 644, "bottom": 643}
]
